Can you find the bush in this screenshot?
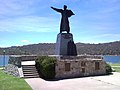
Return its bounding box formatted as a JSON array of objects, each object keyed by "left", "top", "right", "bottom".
[
  {"left": 35, "top": 56, "right": 56, "bottom": 79},
  {"left": 105, "top": 63, "right": 112, "bottom": 74}
]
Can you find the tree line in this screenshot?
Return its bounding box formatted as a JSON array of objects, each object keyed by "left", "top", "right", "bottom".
[{"left": 0, "top": 41, "right": 120, "bottom": 55}]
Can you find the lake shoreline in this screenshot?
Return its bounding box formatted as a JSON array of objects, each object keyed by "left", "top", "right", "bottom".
[{"left": 0, "top": 55, "right": 120, "bottom": 66}]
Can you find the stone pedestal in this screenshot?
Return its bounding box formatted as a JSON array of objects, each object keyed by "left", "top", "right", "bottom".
[
  {"left": 55, "top": 55, "right": 106, "bottom": 79},
  {"left": 55, "top": 33, "right": 77, "bottom": 56}
]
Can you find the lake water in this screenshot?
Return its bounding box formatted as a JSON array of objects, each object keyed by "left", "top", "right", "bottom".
[
  {"left": 0, "top": 55, "right": 120, "bottom": 66},
  {"left": 0, "top": 55, "right": 9, "bottom": 66},
  {"left": 103, "top": 55, "right": 120, "bottom": 63}
]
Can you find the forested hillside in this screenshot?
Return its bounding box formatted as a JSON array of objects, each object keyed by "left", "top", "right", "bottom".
[
  {"left": 0, "top": 41, "right": 120, "bottom": 55},
  {"left": 76, "top": 41, "right": 120, "bottom": 55}
]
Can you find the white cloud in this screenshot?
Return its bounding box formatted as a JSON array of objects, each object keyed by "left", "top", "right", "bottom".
[
  {"left": 0, "top": 16, "right": 58, "bottom": 33},
  {"left": 21, "top": 40, "right": 29, "bottom": 43},
  {"left": 94, "top": 34, "right": 120, "bottom": 38},
  {"left": 0, "top": 0, "right": 40, "bottom": 15},
  {"left": 0, "top": 45, "right": 9, "bottom": 48}
]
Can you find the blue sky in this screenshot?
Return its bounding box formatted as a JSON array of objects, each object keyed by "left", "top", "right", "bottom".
[{"left": 0, "top": 0, "right": 120, "bottom": 47}]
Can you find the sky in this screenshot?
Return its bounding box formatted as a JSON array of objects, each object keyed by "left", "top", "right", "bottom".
[{"left": 0, "top": 0, "right": 120, "bottom": 47}]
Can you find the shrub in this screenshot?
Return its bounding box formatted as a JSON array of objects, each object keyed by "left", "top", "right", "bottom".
[
  {"left": 105, "top": 63, "right": 112, "bottom": 74},
  {"left": 35, "top": 56, "right": 56, "bottom": 79}
]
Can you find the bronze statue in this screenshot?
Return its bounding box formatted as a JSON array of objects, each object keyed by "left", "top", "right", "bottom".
[{"left": 51, "top": 5, "right": 75, "bottom": 33}]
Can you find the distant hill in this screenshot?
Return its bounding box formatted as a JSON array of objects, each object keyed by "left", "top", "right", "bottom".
[{"left": 0, "top": 41, "right": 120, "bottom": 55}]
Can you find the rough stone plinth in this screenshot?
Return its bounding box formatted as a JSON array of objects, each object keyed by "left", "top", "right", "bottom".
[
  {"left": 55, "top": 55, "right": 106, "bottom": 79},
  {"left": 55, "top": 33, "right": 77, "bottom": 56}
]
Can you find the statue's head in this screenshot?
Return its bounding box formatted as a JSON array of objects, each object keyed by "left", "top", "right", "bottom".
[{"left": 64, "top": 5, "right": 67, "bottom": 10}]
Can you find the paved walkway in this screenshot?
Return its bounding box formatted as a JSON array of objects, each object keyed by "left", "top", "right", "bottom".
[{"left": 25, "top": 72, "right": 120, "bottom": 90}]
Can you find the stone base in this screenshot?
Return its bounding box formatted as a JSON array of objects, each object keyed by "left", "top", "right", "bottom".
[
  {"left": 55, "top": 55, "right": 106, "bottom": 79},
  {"left": 55, "top": 33, "right": 77, "bottom": 56}
]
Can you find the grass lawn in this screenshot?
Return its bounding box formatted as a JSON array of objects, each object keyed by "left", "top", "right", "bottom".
[
  {"left": 0, "top": 70, "right": 32, "bottom": 90},
  {"left": 112, "top": 67, "right": 120, "bottom": 72},
  {"left": 0, "top": 66, "right": 3, "bottom": 68},
  {"left": 109, "top": 63, "right": 120, "bottom": 72},
  {"left": 110, "top": 63, "right": 120, "bottom": 66}
]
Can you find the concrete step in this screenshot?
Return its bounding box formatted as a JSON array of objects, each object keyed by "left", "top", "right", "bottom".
[
  {"left": 24, "top": 75, "right": 39, "bottom": 78},
  {"left": 24, "top": 71, "right": 38, "bottom": 74},
  {"left": 22, "top": 65, "right": 39, "bottom": 78},
  {"left": 23, "top": 73, "right": 39, "bottom": 78},
  {"left": 21, "top": 61, "right": 35, "bottom": 65},
  {"left": 22, "top": 67, "right": 37, "bottom": 69},
  {"left": 22, "top": 67, "right": 37, "bottom": 71},
  {"left": 24, "top": 73, "right": 39, "bottom": 76},
  {"left": 22, "top": 65, "right": 36, "bottom": 69},
  {"left": 23, "top": 71, "right": 38, "bottom": 75},
  {"left": 22, "top": 69, "right": 38, "bottom": 72},
  {"left": 24, "top": 73, "right": 39, "bottom": 78},
  {"left": 22, "top": 65, "right": 36, "bottom": 67},
  {"left": 21, "top": 59, "right": 36, "bottom": 61}
]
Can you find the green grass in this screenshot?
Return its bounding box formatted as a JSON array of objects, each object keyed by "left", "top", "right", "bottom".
[
  {"left": 0, "top": 66, "right": 3, "bottom": 68},
  {"left": 110, "top": 63, "right": 120, "bottom": 66},
  {"left": 0, "top": 70, "right": 32, "bottom": 90},
  {"left": 109, "top": 63, "right": 120, "bottom": 72},
  {"left": 112, "top": 67, "right": 120, "bottom": 72}
]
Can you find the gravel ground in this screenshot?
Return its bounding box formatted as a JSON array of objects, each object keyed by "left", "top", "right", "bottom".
[{"left": 25, "top": 72, "right": 120, "bottom": 90}]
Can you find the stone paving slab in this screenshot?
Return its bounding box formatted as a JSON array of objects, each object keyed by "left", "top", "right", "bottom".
[
  {"left": 91, "top": 72, "right": 120, "bottom": 87},
  {"left": 25, "top": 72, "right": 120, "bottom": 90}
]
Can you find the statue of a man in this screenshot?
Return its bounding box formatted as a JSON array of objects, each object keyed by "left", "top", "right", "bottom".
[{"left": 51, "top": 5, "right": 75, "bottom": 33}]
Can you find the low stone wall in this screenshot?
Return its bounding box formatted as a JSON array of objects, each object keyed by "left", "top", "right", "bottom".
[
  {"left": 7, "top": 55, "right": 37, "bottom": 77},
  {"left": 4, "top": 64, "right": 20, "bottom": 77},
  {"left": 55, "top": 55, "right": 106, "bottom": 79},
  {"left": 9, "top": 55, "right": 37, "bottom": 67},
  {"left": 7, "top": 55, "right": 106, "bottom": 79},
  {"left": 9, "top": 56, "right": 22, "bottom": 68}
]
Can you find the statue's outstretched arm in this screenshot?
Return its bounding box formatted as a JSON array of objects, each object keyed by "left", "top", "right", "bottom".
[{"left": 51, "top": 7, "right": 62, "bottom": 13}]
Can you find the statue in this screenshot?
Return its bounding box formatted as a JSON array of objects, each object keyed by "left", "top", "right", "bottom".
[{"left": 51, "top": 5, "right": 75, "bottom": 33}]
